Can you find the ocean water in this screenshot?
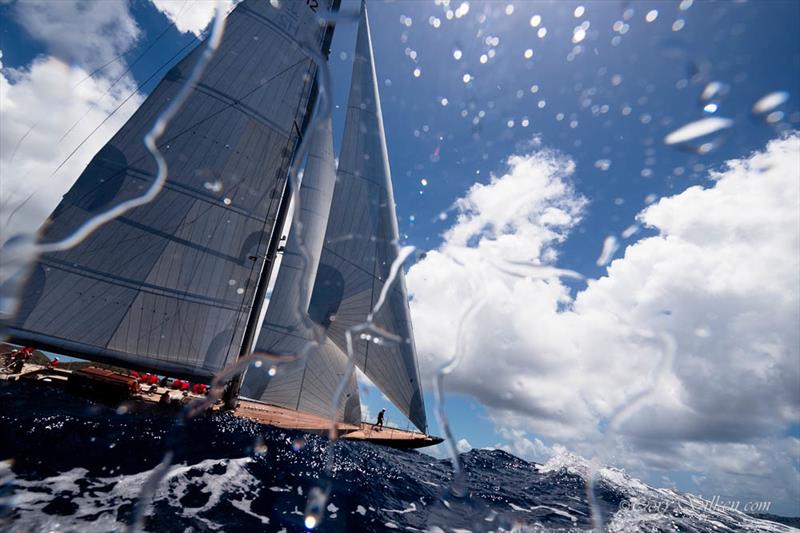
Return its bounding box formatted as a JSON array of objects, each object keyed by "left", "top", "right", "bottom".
[{"left": 0, "top": 381, "right": 795, "bottom": 532}]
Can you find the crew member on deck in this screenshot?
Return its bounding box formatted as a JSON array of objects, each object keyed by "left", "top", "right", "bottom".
[
  {"left": 376, "top": 408, "right": 386, "bottom": 431},
  {"left": 11, "top": 347, "right": 32, "bottom": 374},
  {"left": 159, "top": 391, "right": 170, "bottom": 406}
]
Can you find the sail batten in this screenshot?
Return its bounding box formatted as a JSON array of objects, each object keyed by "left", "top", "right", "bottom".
[{"left": 5, "top": 0, "right": 333, "bottom": 380}]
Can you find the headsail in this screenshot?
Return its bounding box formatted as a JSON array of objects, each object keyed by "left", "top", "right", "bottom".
[
  {"left": 308, "top": 4, "right": 427, "bottom": 432},
  {"left": 240, "top": 115, "right": 361, "bottom": 424},
  {"left": 4, "top": 0, "right": 334, "bottom": 380}
]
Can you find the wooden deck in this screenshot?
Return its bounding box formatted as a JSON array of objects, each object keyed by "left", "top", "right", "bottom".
[
  {"left": 2, "top": 364, "right": 443, "bottom": 449},
  {"left": 233, "top": 400, "right": 360, "bottom": 433},
  {"left": 233, "top": 399, "right": 443, "bottom": 448},
  {"left": 344, "top": 423, "right": 444, "bottom": 448}
]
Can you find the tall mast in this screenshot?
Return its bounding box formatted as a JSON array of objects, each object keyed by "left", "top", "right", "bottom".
[{"left": 223, "top": 1, "right": 341, "bottom": 408}]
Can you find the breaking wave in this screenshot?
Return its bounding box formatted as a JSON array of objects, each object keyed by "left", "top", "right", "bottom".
[{"left": 1, "top": 382, "right": 796, "bottom": 532}]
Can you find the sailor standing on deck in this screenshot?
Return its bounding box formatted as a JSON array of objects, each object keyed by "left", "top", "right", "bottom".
[{"left": 376, "top": 408, "right": 386, "bottom": 431}]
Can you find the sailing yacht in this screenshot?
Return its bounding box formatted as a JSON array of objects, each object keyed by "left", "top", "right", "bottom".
[{"left": 2, "top": 0, "right": 441, "bottom": 448}]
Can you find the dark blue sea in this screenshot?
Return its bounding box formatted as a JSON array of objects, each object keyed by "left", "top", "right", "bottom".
[{"left": 1, "top": 381, "right": 796, "bottom": 532}]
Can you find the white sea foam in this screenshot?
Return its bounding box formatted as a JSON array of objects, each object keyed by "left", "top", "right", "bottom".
[
  {"left": 10, "top": 457, "right": 270, "bottom": 531},
  {"left": 382, "top": 502, "right": 417, "bottom": 514},
  {"left": 530, "top": 504, "right": 580, "bottom": 522},
  {"left": 537, "top": 449, "right": 796, "bottom": 532}
]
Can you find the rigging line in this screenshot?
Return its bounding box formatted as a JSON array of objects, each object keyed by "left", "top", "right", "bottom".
[
  {"left": 3, "top": 0, "right": 195, "bottom": 208},
  {"left": 59, "top": 17, "right": 199, "bottom": 144},
  {"left": 0, "top": 38, "right": 199, "bottom": 232},
  {"left": 213, "top": 55, "right": 318, "bottom": 366},
  {"left": 46, "top": 55, "right": 307, "bottom": 198},
  {"left": 45, "top": 39, "right": 199, "bottom": 180},
  {"left": 70, "top": 0, "right": 192, "bottom": 89},
  {"left": 43, "top": 56, "right": 303, "bottom": 221},
  {"left": 0, "top": 43, "right": 193, "bottom": 232}
]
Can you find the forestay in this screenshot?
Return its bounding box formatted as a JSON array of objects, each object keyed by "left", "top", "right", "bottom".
[{"left": 5, "top": 0, "right": 332, "bottom": 380}]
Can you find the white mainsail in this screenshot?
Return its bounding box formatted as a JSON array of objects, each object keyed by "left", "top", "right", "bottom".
[
  {"left": 308, "top": 4, "right": 428, "bottom": 432},
  {"left": 4, "top": 0, "right": 333, "bottom": 379}
]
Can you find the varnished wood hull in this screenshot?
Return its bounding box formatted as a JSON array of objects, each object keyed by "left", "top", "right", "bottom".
[{"left": 3, "top": 364, "right": 443, "bottom": 449}]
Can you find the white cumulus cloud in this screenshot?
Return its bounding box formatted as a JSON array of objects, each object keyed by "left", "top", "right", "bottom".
[
  {"left": 13, "top": 0, "right": 140, "bottom": 71},
  {"left": 408, "top": 135, "right": 800, "bottom": 511},
  {"left": 149, "top": 0, "right": 238, "bottom": 37},
  {"left": 0, "top": 57, "right": 144, "bottom": 244}
]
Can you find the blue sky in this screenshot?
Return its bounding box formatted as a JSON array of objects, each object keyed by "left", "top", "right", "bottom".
[{"left": 2, "top": 0, "right": 799, "bottom": 516}]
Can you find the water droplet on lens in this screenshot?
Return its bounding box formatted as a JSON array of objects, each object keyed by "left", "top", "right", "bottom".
[
  {"left": 664, "top": 117, "right": 733, "bottom": 145},
  {"left": 694, "top": 326, "right": 711, "bottom": 338},
  {"left": 596, "top": 236, "right": 619, "bottom": 266},
  {"left": 304, "top": 486, "right": 326, "bottom": 530},
  {"left": 621, "top": 225, "right": 639, "bottom": 239},
  {"left": 765, "top": 111, "right": 784, "bottom": 124},
  {"left": 203, "top": 180, "right": 222, "bottom": 192},
  {"left": 752, "top": 91, "right": 789, "bottom": 114},
  {"left": 254, "top": 436, "right": 268, "bottom": 455},
  {"left": 594, "top": 159, "right": 611, "bottom": 171}
]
